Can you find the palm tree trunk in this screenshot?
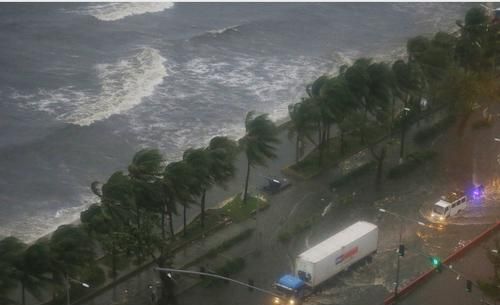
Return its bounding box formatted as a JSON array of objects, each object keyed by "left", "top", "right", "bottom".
[
  {"left": 183, "top": 204, "right": 187, "bottom": 237},
  {"left": 111, "top": 241, "right": 117, "bottom": 279},
  {"left": 361, "top": 105, "right": 368, "bottom": 144},
  {"left": 317, "top": 122, "right": 321, "bottom": 150},
  {"left": 111, "top": 241, "right": 118, "bottom": 302},
  {"left": 161, "top": 205, "right": 166, "bottom": 240},
  {"left": 158, "top": 262, "right": 178, "bottom": 305},
  {"left": 167, "top": 210, "right": 175, "bottom": 239},
  {"left": 243, "top": 160, "right": 251, "bottom": 204},
  {"left": 326, "top": 123, "right": 331, "bottom": 153},
  {"left": 340, "top": 130, "right": 345, "bottom": 155},
  {"left": 318, "top": 122, "right": 324, "bottom": 166},
  {"left": 295, "top": 134, "right": 300, "bottom": 163},
  {"left": 390, "top": 95, "right": 396, "bottom": 135},
  {"left": 201, "top": 190, "right": 206, "bottom": 228},
  {"left": 376, "top": 147, "right": 387, "bottom": 187}
]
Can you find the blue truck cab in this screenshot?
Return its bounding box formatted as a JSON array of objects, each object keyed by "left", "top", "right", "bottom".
[{"left": 273, "top": 274, "right": 307, "bottom": 304}]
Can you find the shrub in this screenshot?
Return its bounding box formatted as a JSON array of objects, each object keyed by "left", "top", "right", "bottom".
[
  {"left": 414, "top": 116, "right": 455, "bottom": 145},
  {"left": 277, "top": 217, "right": 316, "bottom": 244},
  {"left": 388, "top": 151, "right": 437, "bottom": 179},
  {"left": 330, "top": 161, "right": 376, "bottom": 189},
  {"left": 277, "top": 231, "right": 291, "bottom": 244},
  {"left": 215, "top": 257, "right": 246, "bottom": 277},
  {"left": 184, "top": 229, "right": 254, "bottom": 268}
]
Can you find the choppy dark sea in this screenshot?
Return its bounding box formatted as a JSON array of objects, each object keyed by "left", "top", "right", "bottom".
[{"left": 0, "top": 2, "right": 470, "bottom": 241}]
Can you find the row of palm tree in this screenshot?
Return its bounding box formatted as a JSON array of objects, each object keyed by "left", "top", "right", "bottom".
[
  {"left": 288, "top": 6, "right": 498, "bottom": 184},
  {"left": 1, "top": 6, "right": 497, "bottom": 305},
  {"left": 0, "top": 111, "right": 279, "bottom": 305},
  {"left": 0, "top": 225, "right": 98, "bottom": 305}
]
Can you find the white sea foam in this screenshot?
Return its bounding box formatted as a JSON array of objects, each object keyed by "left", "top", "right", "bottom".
[
  {"left": 16, "top": 47, "right": 167, "bottom": 126},
  {"left": 79, "top": 2, "right": 174, "bottom": 22},
  {"left": 206, "top": 25, "right": 241, "bottom": 36},
  {"left": 125, "top": 53, "right": 337, "bottom": 162},
  {"left": 0, "top": 193, "right": 96, "bottom": 243}
]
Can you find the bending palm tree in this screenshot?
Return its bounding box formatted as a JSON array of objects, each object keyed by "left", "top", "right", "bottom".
[
  {"left": 239, "top": 111, "right": 279, "bottom": 204},
  {"left": 164, "top": 160, "right": 199, "bottom": 236},
  {"left": 204, "top": 137, "right": 237, "bottom": 226}
]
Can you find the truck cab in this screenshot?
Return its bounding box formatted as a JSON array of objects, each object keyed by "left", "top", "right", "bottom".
[
  {"left": 431, "top": 191, "right": 467, "bottom": 221},
  {"left": 273, "top": 274, "right": 307, "bottom": 305}
]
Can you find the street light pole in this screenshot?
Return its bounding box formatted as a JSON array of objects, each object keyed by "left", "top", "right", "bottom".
[
  {"left": 399, "top": 107, "right": 411, "bottom": 164},
  {"left": 66, "top": 275, "right": 70, "bottom": 305},
  {"left": 65, "top": 274, "right": 90, "bottom": 305},
  {"left": 394, "top": 220, "right": 403, "bottom": 299}
]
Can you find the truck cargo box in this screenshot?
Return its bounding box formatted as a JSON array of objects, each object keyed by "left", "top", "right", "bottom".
[{"left": 295, "top": 221, "right": 378, "bottom": 287}]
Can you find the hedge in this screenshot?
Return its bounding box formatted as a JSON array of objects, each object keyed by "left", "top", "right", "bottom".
[
  {"left": 413, "top": 116, "right": 455, "bottom": 145},
  {"left": 387, "top": 151, "right": 437, "bottom": 179}
]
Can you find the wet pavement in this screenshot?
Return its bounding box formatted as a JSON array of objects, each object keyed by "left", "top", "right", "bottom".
[
  {"left": 177, "top": 108, "right": 500, "bottom": 305},
  {"left": 80, "top": 106, "right": 500, "bottom": 305}
]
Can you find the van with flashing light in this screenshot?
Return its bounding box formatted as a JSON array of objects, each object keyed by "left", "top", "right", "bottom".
[{"left": 431, "top": 191, "right": 467, "bottom": 221}]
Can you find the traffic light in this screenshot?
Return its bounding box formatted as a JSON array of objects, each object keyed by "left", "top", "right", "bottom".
[
  {"left": 430, "top": 256, "right": 442, "bottom": 272},
  {"left": 398, "top": 244, "right": 405, "bottom": 257},
  {"left": 466, "top": 280, "right": 472, "bottom": 292}
]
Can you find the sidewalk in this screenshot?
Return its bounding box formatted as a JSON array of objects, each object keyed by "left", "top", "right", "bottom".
[{"left": 78, "top": 218, "right": 256, "bottom": 305}]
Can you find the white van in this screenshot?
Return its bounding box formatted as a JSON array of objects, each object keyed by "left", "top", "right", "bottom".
[{"left": 431, "top": 191, "right": 467, "bottom": 221}]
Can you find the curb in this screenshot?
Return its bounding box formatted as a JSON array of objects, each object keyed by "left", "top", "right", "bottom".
[{"left": 384, "top": 221, "right": 500, "bottom": 305}]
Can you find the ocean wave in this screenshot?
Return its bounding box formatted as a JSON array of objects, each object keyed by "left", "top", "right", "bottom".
[
  {"left": 16, "top": 47, "right": 167, "bottom": 126},
  {"left": 124, "top": 53, "right": 338, "bottom": 162},
  {"left": 0, "top": 193, "right": 96, "bottom": 243},
  {"left": 207, "top": 24, "right": 241, "bottom": 36},
  {"left": 78, "top": 2, "right": 174, "bottom": 21}
]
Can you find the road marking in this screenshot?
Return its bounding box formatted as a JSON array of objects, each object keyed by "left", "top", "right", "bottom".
[
  {"left": 287, "top": 192, "right": 314, "bottom": 220},
  {"left": 321, "top": 202, "right": 333, "bottom": 217}
]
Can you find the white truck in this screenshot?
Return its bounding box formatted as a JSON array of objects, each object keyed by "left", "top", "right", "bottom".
[{"left": 273, "top": 221, "right": 378, "bottom": 304}]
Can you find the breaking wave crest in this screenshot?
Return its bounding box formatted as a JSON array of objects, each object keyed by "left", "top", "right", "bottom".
[
  {"left": 79, "top": 2, "right": 174, "bottom": 21},
  {"left": 0, "top": 193, "right": 96, "bottom": 243},
  {"left": 17, "top": 47, "right": 167, "bottom": 126}
]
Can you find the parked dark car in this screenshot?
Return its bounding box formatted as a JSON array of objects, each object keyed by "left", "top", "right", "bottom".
[{"left": 261, "top": 176, "right": 291, "bottom": 194}]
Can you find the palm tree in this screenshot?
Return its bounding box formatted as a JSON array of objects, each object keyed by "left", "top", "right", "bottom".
[
  {"left": 0, "top": 237, "right": 52, "bottom": 305},
  {"left": 344, "top": 58, "right": 372, "bottom": 144},
  {"left": 0, "top": 237, "right": 28, "bottom": 305},
  {"left": 239, "top": 111, "right": 279, "bottom": 204},
  {"left": 48, "top": 225, "right": 96, "bottom": 303},
  {"left": 306, "top": 76, "right": 337, "bottom": 164},
  {"left": 392, "top": 59, "right": 425, "bottom": 160},
  {"left": 344, "top": 59, "right": 394, "bottom": 144},
  {"left": 183, "top": 148, "right": 212, "bottom": 229},
  {"left": 288, "top": 102, "right": 316, "bottom": 163},
  {"left": 0, "top": 256, "right": 17, "bottom": 305},
  {"left": 320, "top": 75, "right": 357, "bottom": 155},
  {"left": 456, "top": 7, "right": 490, "bottom": 72},
  {"left": 201, "top": 137, "right": 238, "bottom": 227},
  {"left": 99, "top": 163, "right": 178, "bottom": 304},
  {"left": 128, "top": 148, "right": 163, "bottom": 180},
  {"left": 163, "top": 160, "right": 199, "bottom": 236},
  {"left": 81, "top": 204, "right": 127, "bottom": 285}
]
